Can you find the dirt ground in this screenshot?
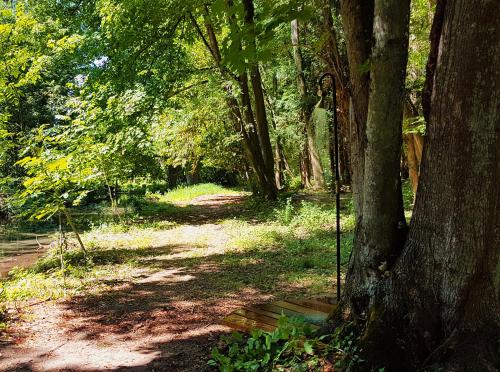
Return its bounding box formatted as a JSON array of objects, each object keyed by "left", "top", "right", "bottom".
[{"left": 0, "top": 194, "right": 282, "bottom": 371}]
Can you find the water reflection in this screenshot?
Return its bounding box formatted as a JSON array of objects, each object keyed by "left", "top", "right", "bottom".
[{"left": 0, "top": 230, "right": 55, "bottom": 278}]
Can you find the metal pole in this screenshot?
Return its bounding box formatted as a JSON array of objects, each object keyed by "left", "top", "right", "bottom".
[{"left": 319, "top": 73, "right": 341, "bottom": 301}]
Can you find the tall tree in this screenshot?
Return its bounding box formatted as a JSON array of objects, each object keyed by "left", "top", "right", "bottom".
[
  {"left": 242, "top": 0, "right": 276, "bottom": 189},
  {"left": 190, "top": 1, "right": 278, "bottom": 199},
  {"left": 330, "top": 0, "right": 500, "bottom": 369},
  {"left": 363, "top": 0, "right": 500, "bottom": 369},
  {"left": 319, "top": 0, "right": 351, "bottom": 185},
  {"left": 338, "top": 0, "right": 410, "bottom": 316}
]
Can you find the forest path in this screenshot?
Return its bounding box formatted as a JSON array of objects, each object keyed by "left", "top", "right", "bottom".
[{"left": 0, "top": 193, "right": 281, "bottom": 372}]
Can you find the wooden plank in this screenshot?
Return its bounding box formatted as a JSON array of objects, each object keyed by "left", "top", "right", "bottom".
[
  {"left": 223, "top": 313, "right": 276, "bottom": 332},
  {"left": 241, "top": 306, "right": 283, "bottom": 320},
  {"left": 286, "top": 299, "right": 336, "bottom": 314},
  {"left": 273, "top": 301, "right": 328, "bottom": 316},
  {"left": 227, "top": 308, "right": 320, "bottom": 332},
  {"left": 259, "top": 303, "right": 304, "bottom": 317},
  {"left": 233, "top": 309, "right": 279, "bottom": 327},
  {"left": 221, "top": 296, "right": 338, "bottom": 333}
]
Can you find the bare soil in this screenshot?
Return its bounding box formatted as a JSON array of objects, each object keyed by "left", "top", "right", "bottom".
[{"left": 0, "top": 194, "right": 288, "bottom": 371}]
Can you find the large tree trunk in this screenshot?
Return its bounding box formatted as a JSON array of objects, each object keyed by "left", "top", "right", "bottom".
[
  {"left": 361, "top": 1, "right": 500, "bottom": 370},
  {"left": 341, "top": 0, "right": 410, "bottom": 317},
  {"left": 291, "top": 19, "right": 325, "bottom": 189}
]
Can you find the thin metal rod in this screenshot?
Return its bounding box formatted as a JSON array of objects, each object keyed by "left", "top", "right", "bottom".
[{"left": 319, "top": 72, "right": 341, "bottom": 301}]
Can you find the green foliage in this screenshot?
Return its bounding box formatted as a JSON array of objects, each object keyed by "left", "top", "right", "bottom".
[
  {"left": 328, "top": 328, "right": 365, "bottom": 371},
  {"left": 407, "top": 0, "right": 433, "bottom": 90},
  {"left": 403, "top": 115, "right": 426, "bottom": 135},
  {"left": 274, "top": 197, "right": 294, "bottom": 225},
  {"left": 402, "top": 179, "right": 415, "bottom": 213},
  {"left": 209, "top": 317, "right": 365, "bottom": 371},
  {"left": 208, "top": 316, "right": 326, "bottom": 371}
]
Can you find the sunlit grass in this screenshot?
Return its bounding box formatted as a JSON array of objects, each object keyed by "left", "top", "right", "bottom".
[
  {"left": 1, "top": 189, "right": 357, "bottom": 318},
  {"left": 160, "top": 183, "right": 241, "bottom": 203}
]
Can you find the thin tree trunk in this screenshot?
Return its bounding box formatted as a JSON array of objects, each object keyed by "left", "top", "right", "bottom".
[
  {"left": 300, "top": 139, "right": 313, "bottom": 189},
  {"left": 242, "top": 0, "right": 276, "bottom": 188},
  {"left": 320, "top": 0, "right": 352, "bottom": 187},
  {"left": 403, "top": 97, "right": 424, "bottom": 196},
  {"left": 62, "top": 207, "right": 87, "bottom": 255},
  {"left": 405, "top": 134, "right": 420, "bottom": 195},
  {"left": 191, "top": 9, "right": 277, "bottom": 199},
  {"left": 291, "top": 19, "right": 325, "bottom": 189},
  {"left": 266, "top": 74, "right": 286, "bottom": 189},
  {"left": 100, "top": 161, "right": 116, "bottom": 210}
]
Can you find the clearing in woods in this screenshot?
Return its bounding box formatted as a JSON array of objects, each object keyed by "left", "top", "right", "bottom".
[{"left": 0, "top": 191, "right": 348, "bottom": 371}]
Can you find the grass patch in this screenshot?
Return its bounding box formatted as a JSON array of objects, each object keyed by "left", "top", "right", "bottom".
[
  {"left": 160, "top": 183, "right": 240, "bottom": 203},
  {"left": 217, "top": 194, "right": 355, "bottom": 295},
  {"left": 0, "top": 244, "right": 162, "bottom": 302}
]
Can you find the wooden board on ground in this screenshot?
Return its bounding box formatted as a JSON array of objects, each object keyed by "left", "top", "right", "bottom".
[{"left": 222, "top": 296, "right": 337, "bottom": 333}]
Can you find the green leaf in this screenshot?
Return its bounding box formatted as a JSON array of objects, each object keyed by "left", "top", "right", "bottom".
[{"left": 303, "top": 341, "right": 314, "bottom": 355}]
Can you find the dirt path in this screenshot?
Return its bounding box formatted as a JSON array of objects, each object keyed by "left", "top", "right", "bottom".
[{"left": 0, "top": 194, "right": 278, "bottom": 371}]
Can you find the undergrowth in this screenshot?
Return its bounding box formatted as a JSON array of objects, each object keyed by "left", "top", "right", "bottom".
[{"left": 209, "top": 316, "right": 364, "bottom": 371}]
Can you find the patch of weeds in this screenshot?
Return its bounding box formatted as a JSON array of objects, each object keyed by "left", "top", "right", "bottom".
[
  {"left": 0, "top": 293, "right": 8, "bottom": 331},
  {"left": 136, "top": 220, "right": 177, "bottom": 230},
  {"left": 274, "top": 197, "right": 294, "bottom": 225},
  {"left": 220, "top": 194, "right": 355, "bottom": 295},
  {"left": 1, "top": 269, "right": 85, "bottom": 300},
  {"left": 228, "top": 223, "right": 288, "bottom": 252},
  {"left": 31, "top": 248, "right": 92, "bottom": 274},
  {"left": 133, "top": 198, "right": 185, "bottom": 217},
  {"left": 209, "top": 315, "right": 329, "bottom": 371},
  {"left": 288, "top": 202, "right": 337, "bottom": 232},
  {"left": 92, "top": 220, "right": 177, "bottom": 234}
]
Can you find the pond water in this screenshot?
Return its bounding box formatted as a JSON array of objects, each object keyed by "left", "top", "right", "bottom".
[{"left": 0, "top": 232, "right": 55, "bottom": 278}]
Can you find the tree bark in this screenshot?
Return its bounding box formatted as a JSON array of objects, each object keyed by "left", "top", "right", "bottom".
[
  {"left": 340, "top": 0, "right": 410, "bottom": 318},
  {"left": 62, "top": 207, "right": 87, "bottom": 255},
  {"left": 339, "top": 0, "right": 374, "bottom": 215},
  {"left": 403, "top": 97, "right": 424, "bottom": 196},
  {"left": 361, "top": 1, "right": 500, "bottom": 369},
  {"left": 405, "top": 133, "right": 420, "bottom": 194},
  {"left": 266, "top": 74, "right": 286, "bottom": 189}
]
